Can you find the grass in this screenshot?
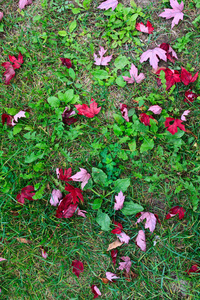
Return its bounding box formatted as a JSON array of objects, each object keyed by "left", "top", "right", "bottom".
[{"left": 0, "top": 0, "right": 200, "bottom": 299}]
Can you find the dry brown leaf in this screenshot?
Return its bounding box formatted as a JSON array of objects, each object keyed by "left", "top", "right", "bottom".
[
  {"left": 101, "top": 278, "right": 109, "bottom": 284},
  {"left": 107, "top": 239, "right": 123, "bottom": 251},
  {"left": 16, "top": 237, "right": 31, "bottom": 244},
  {"left": 10, "top": 211, "right": 19, "bottom": 216},
  {"left": 185, "top": 129, "right": 197, "bottom": 139},
  {"left": 124, "top": 270, "right": 138, "bottom": 282}
]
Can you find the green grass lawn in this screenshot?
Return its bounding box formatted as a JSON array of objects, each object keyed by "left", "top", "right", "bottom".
[{"left": 0, "top": 0, "right": 200, "bottom": 299}]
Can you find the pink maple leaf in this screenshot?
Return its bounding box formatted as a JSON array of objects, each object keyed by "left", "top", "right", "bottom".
[
  {"left": 140, "top": 47, "right": 167, "bottom": 70},
  {"left": 165, "top": 117, "right": 185, "bottom": 135},
  {"left": 148, "top": 105, "right": 162, "bottom": 115},
  {"left": 0, "top": 12, "right": 3, "bottom": 22},
  {"left": 123, "top": 63, "right": 145, "bottom": 84},
  {"left": 106, "top": 272, "right": 119, "bottom": 282},
  {"left": 50, "top": 189, "right": 62, "bottom": 206},
  {"left": 16, "top": 185, "right": 36, "bottom": 205},
  {"left": 114, "top": 191, "right": 125, "bottom": 210},
  {"left": 165, "top": 206, "right": 186, "bottom": 220},
  {"left": 72, "top": 260, "right": 84, "bottom": 278},
  {"left": 120, "top": 104, "right": 129, "bottom": 122},
  {"left": 0, "top": 257, "right": 7, "bottom": 262},
  {"left": 94, "top": 46, "right": 112, "bottom": 66},
  {"left": 116, "top": 231, "right": 130, "bottom": 244},
  {"left": 181, "top": 110, "right": 190, "bottom": 121},
  {"left": 70, "top": 168, "right": 91, "bottom": 190},
  {"left": 136, "top": 20, "right": 154, "bottom": 34},
  {"left": 136, "top": 212, "right": 157, "bottom": 233},
  {"left": 91, "top": 285, "right": 101, "bottom": 299},
  {"left": 11, "top": 110, "right": 26, "bottom": 126},
  {"left": 19, "top": 0, "right": 33, "bottom": 10},
  {"left": 97, "top": 0, "right": 118, "bottom": 11},
  {"left": 159, "top": 0, "right": 184, "bottom": 29},
  {"left": 2, "top": 64, "right": 15, "bottom": 85},
  {"left": 136, "top": 230, "right": 146, "bottom": 252},
  {"left": 75, "top": 99, "right": 101, "bottom": 118},
  {"left": 118, "top": 256, "right": 132, "bottom": 274},
  {"left": 77, "top": 208, "right": 87, "bottom": 218}
]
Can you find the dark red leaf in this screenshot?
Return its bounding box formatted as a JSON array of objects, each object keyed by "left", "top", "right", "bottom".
[
  {"left": 111, "top": 221, "right": 123, "bottom": 234},
  {"left": 72, "top": 260, "right": 84, "bottom": 278},
  {"left": 91, "top": 285, "right": 101, "bottom": 299},
  {"left": 111, "top": 249, "right": 118, "bottom": 266},
  {"left": 159, "top": 43, "right": 177, "bottom": 63},
  {"left": 57, "top": 168, "right": 72, "bottom": 182},
  {"left": 55, "top": 194, "right": 78, "bottom": 218},
  {"left": 60, "top": 58, "right": 72, "bottom": 68},
  {"left": 140, "top": 113, "right": 155, "bottom": 126},
  {"left": 186, "top": 264, "right": 200, "bottom": 275},
  {"left": 2, "top": 113, "right": 13, "bottom": 126},
  {"left": 65, "top": 183, "right": 84, "bottom": 204},
  {"left": 165, "top": 117, "right": 185, "bottom": 135},
  {"left": 181, "top": 67, "right": 198, "bottom": 86},
  {"left": 156, "top": 68, "right": 180, "bottom": 90},
  {"left": 16, "top": 185, "right": 36, "bottom": 205},
  {"left": 184, "top": 90, "right": 199, "bottom": 103},
  {"left": 154, "top": 214, "right": 161, "bottom": 224},
  {"left": 165, "top": 206, "right": 186, "bottom": 220},
  {"left": 62, "top": 107, "right": 78, "bottom": 125}
]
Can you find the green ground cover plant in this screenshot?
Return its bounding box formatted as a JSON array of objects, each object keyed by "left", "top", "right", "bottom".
[{"left": 0, "top": 0, "right": 200, "bottom": 299}]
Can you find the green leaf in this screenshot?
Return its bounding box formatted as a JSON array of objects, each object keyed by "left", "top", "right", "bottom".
[
  {"left": 92, "top": 199, "right": 103, "bottom": 209},
  {"left": 128, "top": 140, "right": 136, "bottom": 151},
  {"left": 114, "top": 55, "right": 129, "bottom": 70},
  {"left": 121, "top": 201, "right": 144, "bottom": 215},
  {"left": 69, "top": 20, "right": 77, "bottom": 33},
  {"left": 25, "top": 152, "right": 44, "bottom": 164},
  {"left": 116, "top": 75, "right": 126, "bottom": 87},
  {"left": 64, "top": 89, "right": 74, "bottom": 103},
  {"left": 47, "top": 96, "right": 60, "bottom": 108},
  {"left": 13, "top": 126, "right": 22, "bottom": 135},
  {"left": 58, "top": 30, "right": 67, "bottom": 37},
  {"left": 33, "top": 162, "right": 44, "bottom": 172},
  {"left": 140, "top": 139, "right": 154, "bottom": 153},
  {"left": 92, "top": 70, "right": 109, "bottom": 80},
  {"left": 113, "top": 178, "right": 130, "bottom": 193},
  {"left": 68, "top": 68, "right": 75, "bottom": 80},
  {"left": 113, "top": 114, "right": 124, "bottom": 125},
  {"left": 83, "top": 0, "right": 92, "bottom": 9},
  {"left": 96, "top": 209, "right": 111, "bottom": 231},
  {"left": 33, "top": 15, "right": 41, "bottom": 22},
  {"left": 92, "top": 167, "right": 107, "bottom": 186},
  {"left": 32, "top": 184, "right": 46, "bottom": 200}
]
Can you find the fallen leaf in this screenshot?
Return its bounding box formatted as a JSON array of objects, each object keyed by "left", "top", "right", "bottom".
[
  {"left": 60, "top": 57, "right": 72, "bottom": 68},
  {"left": 65, "top": 183, "right": 84, "bottom": 204},
  {"left": 111, "top": 249, "right": 118, "bottom": 265},
  {"left": 159, "top": 43, "right": 178, "bottom": 63},
  {"left": 136, "top": 212, "right": 157, "bottom": 233},
  {"left": 184, "top": 90, "right": 199, "bottom": 103},
  {"left": 2, "top": 64, "right": 15, "bottom": 85},
  {"left": 181, "top": 110, "right": 190, "bottom": 121},
  {"left": 116, "top": 231, "right": 130, "bottom": 244},
  {"left": 77, "top": 208, "right": 87, "bottom": 218},
  {"left": 91, "top": 285, "right": 101, "bottom": 299},
  {"left": 186, "top": 265, "right": 200, "bottom": 275},
  {"left": 56, "top": 168, "right": 72, "bottom": 182},
  {"left": 16, "top": 185, "right": 36, "bottom": 205},
  {"left": 0, "top": 12, "right": 3, "bottom": 21},
  {"left": 156, "top": 68, "right": 180, "bottom": 90},
  {"left": 118, "top": 256, "right": 132, "bottom": 274},
  {"left": 106, "top": 271, "right": 119, "bottom": 282},
  {"left": 140, "top": 47, "right": 167, "bottom": 70},
  {"left": 124, "top": 270, "right": 138, "bottom": 281},
  {"left": 72, "top": 260, "right": 84, "bottom": 278},
  {"left": 0, "top": 257, "right": 7, "bottom": 262},
  {"left": 136, "top": 230, "right": 146, "bottom": 252},
  {"left": 56, "top": 194, "right": 78, "bottom": 218},
  {"left": 159, "top": 0, "right": 184, "bottom": 29},
  {"left": 9, "top": 53, "right": 24, "bottom": 69},
  {"left": 165, "top": 117, "right": 185, "bottom": 135},
  {"left": 107, "top": 239, "right": 123, "bottom": 251},
  {"left": 180, "top": 67, "right": 198, "bottom": 85},
  {"left": 41, "top": 248, "right": 48, "bottom": 259},
  {"left": 122, "top": 63, "right": 145, "bottom": 84},
  {"left": 50, "top": 189, "right": 62, "bottom": 206},
  {"left": 97, "top": 0, "right": 118, "bottom": 11},
  {"left": 70, "top": 168, "right": 91, "bottom": 190},
  {"left": 148, "top": 105, "right": 162, "bottom": 115},
  {"left": 140, "top": 113, "right": 155, "bottom": 126},
  {"left": 75, "top": 99, "right": 101, "bottom": 118},
  {"left": 62, "top": 107, "right": 77, "bottom": 125},
  {"left": 101, "top": 278, "right": 109, "bottom": 284},
  {"left": 114, "top": 191, "right": 125, "bottom": 211},
  {"left": 120, "top": 104, "right": 129, "bottom": 122},
  {"left": 94, "top": 46, "right": 112, "bottom": 66},
  {"left": 1, "top": 113, "right": 13, "bottom": 126},
  {"left": 166, "top": 206, "right": 186, "bottom": 219},
  {"left": 19, "top": 0, "right": 33, "bottom": 10},
  {"left": 11, "top": 110, "right": 26, "bottom": 126},
  {"left": 16, "top": 237, "right": 31, "bottom": 244},
  {"left": 111, "top": 221, "right": 123, "bottom": 234},
  {"left": 136, "top": 21, "right": 154, "bottom": 34}
]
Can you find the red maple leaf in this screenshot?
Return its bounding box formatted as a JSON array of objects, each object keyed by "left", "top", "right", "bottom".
[
  {"left": 140, "top": 113, "right": 155, "bottom": 126},
  {"left": 1, "top": 113, "right": 13, "bottom": 127},
  {"left": 111, "top": 221, "right": 123, "bottom": 234},
  {"left": 9, "top": 53, "right": 24, "bottom": 69},
  {"left": 165, "top": 117, "right": 185, "bottom": 135},
  {"left": 65, "top": 183, "right": 83, "bottom": 204},
  {"left": 159, "top": 43, "right": 177, "bottom": 63},
  {"left": 57, "top": 168, "right": 72, "bottom": 182},
  {"left": 75, "top": 99, "right": 101, "bottom": 118},
  {"left": 186, "top": 264, "right": 200, "bottom": 275},
  {"left": 165, "top": 206, "right": 186, "bottom": 220},
  {"left": 156, "top": 68, "right": 180, "bottom": 90},
  {"left": 72, "top": 260, "right": 84, "bottom": 278},
  {"left": 180, "top": 67, "right": 198, "bottom": 85},
  {"left": 111, "top": 249, "right": 118, "bottom": 266},
  {"left": 184, "top": 90, "right": 199, "bottom": 103},
  {"left": 55, "top": 194, "right": 78, "bottom": 218},
  {"left": 60, "top": 58, "right": 72, "bottom": 68},
  {"left": 16, "top": 185, "right": 36, "bottom": 205}
]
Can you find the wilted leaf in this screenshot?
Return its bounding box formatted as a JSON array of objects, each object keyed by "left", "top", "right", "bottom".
[{"left": 107, "top": 239, "right": 123, "bottom": 251}]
